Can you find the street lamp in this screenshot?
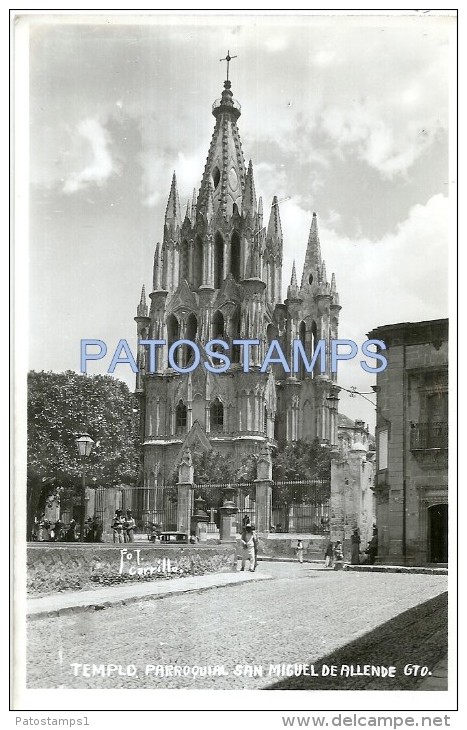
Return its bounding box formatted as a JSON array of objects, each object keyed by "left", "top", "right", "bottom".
[{"left": 75, "top": 433, "right": 94, "bottom": 542}]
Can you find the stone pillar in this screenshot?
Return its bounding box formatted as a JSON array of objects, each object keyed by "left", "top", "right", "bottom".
[
  {"left": 254, "top": 446, "right": 273, "bottom": 533},
  {"left": 177, "top": 449, "right": 194, "bottom": 534},
  {"left": 192, "top": 495, "right": 209, "bottom": 542},
  {"left": 219, "top": 486, "right": 238, "bottom": 543}
]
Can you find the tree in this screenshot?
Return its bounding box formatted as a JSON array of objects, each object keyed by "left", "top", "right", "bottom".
[
  {"left": 27, "top": 370, "right": 141, "bottom": 536},
  {"left": 271, "top": 439, "right": 331, "bottom": 532},
  {"left": 272, "top": 438, "right": 331, "bottom": 481}
]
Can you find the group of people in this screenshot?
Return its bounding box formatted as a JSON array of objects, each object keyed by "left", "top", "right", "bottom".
[
  {"left": 323, "top": 526, "right": 379, "bottom": 568},
  {"left": 32, "top": 514, "right": 105, "bottom": 542},
  {"left": 111, "top": 509, "right": 136, "bottom": 543},
  {"left": 240, "top": 515, "right": 258, "bottom": 572}
]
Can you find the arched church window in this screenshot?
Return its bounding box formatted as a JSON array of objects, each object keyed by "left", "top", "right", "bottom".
[
  {"left": 167, "top": 314, "right": 179, "bottom": 349},
  {"left": 193, "top": 236, "right": 203, "bottom": 289},
  {"left": 274, "top": 414, "right": 280, "bottom": 441},
  {"left": 311, "top": 320, "right": 318, "bottom": 377},
  {"left": 267, "top": 323, "right": 277, "bottom": 344},
  {"left": 214, "top": 233, "right": 224, "bottom": 289},
  {"left": 175, "top": 401, "right": 187, "bottom": 434},
  {"left": 210, "top": 397, "right": 224, "bottom": 432},
  {"left": 181, "top": 239, "right": 189, "bottom": 284},
  {"left": 231, "top": 307, "right": 241, "bottom": 363},
  {"left": 212, "top": 310, "right": 224, "bottom": 340},
  {"left": 230, "top": 231, "right": 241, "bottom": 282},
  {"left": 212, "top": 166, "right": 221, "bottom": 189},
  {"left": 299, "top": 320, "right": 306, "bottom": 381},
  {"left": 263, "top": 406, "right": 268, "bottom": 434},
  {"left": 185, "top": 313, "right": 198, "bottom": 367}
]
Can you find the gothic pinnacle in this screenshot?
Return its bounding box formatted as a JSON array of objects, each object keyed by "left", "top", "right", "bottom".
[
  {"left": 290, "top": 260, "right": 298, "bottom": 287},
  {"left": 243, "top": 159, "right": 257, "bottom": 217},
  {"left": 258, "top": 196, "right": 263, "bottom": 228},
  {"left": 287, "top": 260, "right": 300, "bottom": 300},
  {"left": 300, "top": 211, "right": 322, "bottom": 290},
  {"left": 137, "top": 284, "right": 148, "bottom": 317},
  {"left": 267, "top": 196, "right": 283, "bottom": 245},
  {"left": 191, "top": 188, "right": 197, "bottom": 224},
  {"left": 164, "top": 172, "right": 181, "bottom": 230},
  {"left": 321, "top": 260, "right": 327, "bottom": 284}
]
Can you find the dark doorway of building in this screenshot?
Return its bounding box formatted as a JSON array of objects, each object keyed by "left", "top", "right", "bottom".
[{"left": 428, "top": 503, "right": 448, "bottom": 563}]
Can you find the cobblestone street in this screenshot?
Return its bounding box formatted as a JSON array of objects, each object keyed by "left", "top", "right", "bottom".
[{"left": 27, "top": 563, "right": 448, "bottom": 690}]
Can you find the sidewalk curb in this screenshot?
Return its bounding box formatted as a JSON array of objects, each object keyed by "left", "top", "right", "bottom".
[
  {"left": 27, "top": 571, "right": 272, "bottom": 621},
  {"left": 344, "top": 565, "right": 448, "bottom": 575}
]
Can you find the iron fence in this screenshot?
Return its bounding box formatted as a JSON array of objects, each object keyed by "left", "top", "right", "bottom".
[
  {"left": 193, "top": 482, "right": 256, "bottom": 531},
  {"left": 272, "top": 479, "right": 330, "bottom": 534},
  {"left": 86, "top": 479, "right": 328, "bottom": 536}
]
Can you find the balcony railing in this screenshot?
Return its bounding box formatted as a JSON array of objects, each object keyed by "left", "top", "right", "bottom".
[{"left": 410, "top": 422, "right": 448, "bottom": 450}]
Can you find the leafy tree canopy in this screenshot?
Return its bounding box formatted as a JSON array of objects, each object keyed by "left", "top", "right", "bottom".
[
  {"left": 272, "top": 438, "right": 331, "bottom": 482},
  {"left": 27, "top": 370, "right": 141, "bottom": 513},
  {"left": 172, "top": 449, "right": 258, "bottom": 485}
]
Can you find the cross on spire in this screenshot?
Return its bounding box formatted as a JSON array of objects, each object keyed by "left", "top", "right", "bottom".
[{"left": 220, "top": 50, "right": 237, "bottom": 81}]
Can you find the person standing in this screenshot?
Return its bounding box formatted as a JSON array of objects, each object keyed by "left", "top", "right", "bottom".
[
  {"left": 365, "top": 526, "right": 378, "bottom": 565},
  {"left": 296, "top": 539, "right": 304, "bottom": 564},
  {"left": 112, "top": 510, "right": 125, "bottom": 543},
  {"left": 66, "top": 519, "right": 78, "bottom": 542},
  {"left": 240, "top": 523, "right": 256, "bottom": 572},
  {"left": 124, "top": 510, "right": 136, "bottom": 543},
  {"left": 351, "top": 528, "right": 361, "bottom": 565},
  {"left": 324, "top": 541, "right": 334, "bottom": 568}
]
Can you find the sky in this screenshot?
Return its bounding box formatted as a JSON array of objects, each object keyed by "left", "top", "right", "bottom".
[{"left": 22, "top": 12, "right": 455, "bottom": 431}]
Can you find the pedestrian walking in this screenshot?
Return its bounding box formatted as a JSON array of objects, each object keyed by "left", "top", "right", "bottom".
[
  {"left": 324, "top": 541, "right": 334, "bottom": 568},
  {"left": 240, "top": 523, "right": 256, "bottom": 572},
  {"left": 351, "top": 528, "right": 361, "bottom": 565},
  {"left": 296, "top": 539, "right": 304, "bottom": 564}
]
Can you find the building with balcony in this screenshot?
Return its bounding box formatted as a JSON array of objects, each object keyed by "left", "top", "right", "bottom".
[{"left": 368, "top": 319, "right": 448, "bottom": 565}]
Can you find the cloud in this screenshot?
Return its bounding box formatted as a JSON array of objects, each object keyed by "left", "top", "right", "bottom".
[
  {"left": 322, "top": 193, "right": 449, "bottom": 335},
  {"left": 63, "top": 118, "right": 116, "bottom": 194},
  {"left": 142, "top": 147, "right": 207, "bottom": 208},
  {"left": 320, "top": 100, "right": 442, "bottom": 178}
]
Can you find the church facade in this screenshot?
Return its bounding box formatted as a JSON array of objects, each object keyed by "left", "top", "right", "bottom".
[{"left": 135, "top": 77, "right": 341, "bottom": 486}]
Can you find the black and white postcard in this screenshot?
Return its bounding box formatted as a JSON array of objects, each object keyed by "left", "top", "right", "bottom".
[{"left": 12, "top": 8, "right": 458, "bottom": 721}]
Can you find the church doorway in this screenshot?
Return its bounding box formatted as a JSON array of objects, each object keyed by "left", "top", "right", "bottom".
[{"left": 427, "top": 503, "right": 448, "bottom": 563}]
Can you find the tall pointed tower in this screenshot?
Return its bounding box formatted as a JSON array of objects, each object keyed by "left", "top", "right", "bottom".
[{"left": 135, "top": 71, "right": 340, "bottom": 486}]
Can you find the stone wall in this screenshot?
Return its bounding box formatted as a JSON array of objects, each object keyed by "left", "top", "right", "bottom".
[
  {"left": 255, "top": 535, "right": 328, "bottom": 561},
  {"left": 27, "top": 543, "right": 236, "bottom": 596}
]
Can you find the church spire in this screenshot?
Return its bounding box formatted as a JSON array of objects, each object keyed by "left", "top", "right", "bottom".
[
  {"left": 197, "top": 78, "right": 246, "bottom": 218},
  {"left": 191, "top": 188, "right": 197, "bottom": 225},
  {"left": 267, "top": 196, "right": 283, "bottom": 249},
  {"left": 164, "top": 172, "right": 181, "bottom": 230},
  {"left": 287, "top": 260, "right": 300, "bottom": 300},
  {"left": 136, "top": 285, "right": 148, "bottom": 317},
  {"left": 300, "top": 212, "right": 322, "bottom": 290},
  {"left": 243, "top": 160, "right": 257, "bottom": 217},
  {"left": 257, "top": 196, "right": 263, "bottom": 229}
]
